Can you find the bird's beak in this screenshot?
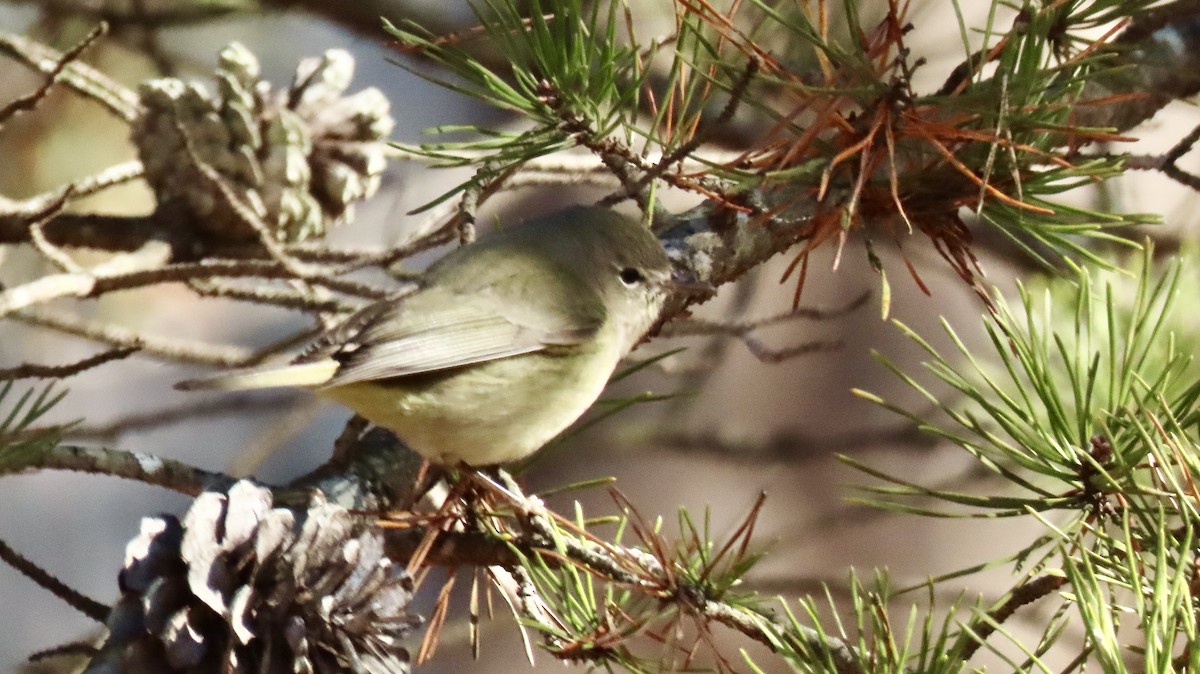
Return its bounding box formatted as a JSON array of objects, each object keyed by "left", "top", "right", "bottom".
[{"left": 666, "top": 268, "right": 715, "bottom": 297}]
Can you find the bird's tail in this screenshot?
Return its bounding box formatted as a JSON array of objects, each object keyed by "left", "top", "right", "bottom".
[{"left": 175, "top": 359, "right": 339, "bottom": 392}]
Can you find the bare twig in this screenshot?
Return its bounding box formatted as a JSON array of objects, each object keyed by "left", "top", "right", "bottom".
[
  {"left": 11, "top": 307, "right": 258, "bottom": 366},
  {"left": 956, "top": 573, "right": 1068, "bottom": 661},
  {"left": 61, "top": 395, "right": 290, "bottom": 442},
  {"left": 0, "top": 237, "right": 174, "bottom": 317},
  {"left": 652, "top": 422, "right": 931, "bottom": 462},
  {"left": 677, "top": 291, "right": 873, "bottom": 336},
  {"left": 0, "top": 253, "right": 401, "bottom": 319},
  {"left": 0, "top": 30, "right": 141, "bottom": 122},
  {"left": 0, "top": 209, "right": 161, "bottom": 253},
  {"left": 11, "top": 444, "right": 234, "bottom": 496},
  {"left": 0, "top": 187, "right": 450, "bottom": 271},
  {"left": 0, "top": 22, "right": 108, "bottom": 124},
  {"left": 662, "top": 291, "right": 869, "bottom": 364},
  {"left": 0, "top": 273, "right": 97, "bottom": 316},
  {"left": 739, "top": 336, "right": 843, "bottom": 364},
  {"left": 0, "top": 536, "right": 108, "bottom": 621},
  {"left": 27, "top": 188, "right": 87, "bottom": 274},
  {"left": 129, "top": 0, "right": 179, "bottom": 75},
  {"left": 187, "top": 278, "right": 362, "bottom": 313},
  {"left": 27, "top": 641, "right": 100, "bottom": 662},
  {"left": 70, "top": 159, "right": 147, "bottom": 196},
  {"left": 13, "top": 0, "right": 245, "bottom": 27},
  {"left": 1122, "top": 122, "right": 1200, "bottom": 191},
  {"left": 0, "top": 345, "right": 139, "bottom": 380},
  {"left": 387, "top": 144, "right": 749, "bottom": 175}
]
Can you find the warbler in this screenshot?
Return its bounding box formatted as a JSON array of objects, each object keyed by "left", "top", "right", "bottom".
[{"left": 178, "top": 206, "right": 690, "bottom": 465}]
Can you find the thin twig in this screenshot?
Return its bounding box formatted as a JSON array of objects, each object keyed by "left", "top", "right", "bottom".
[
  {"left": 11, "top": 307, "right": 258, "bottom": 366},
  {"left": 60, "top": 395, "right": 290, "bottom": 442},
  {"left": 668, "top": 296, "right": 870, "bottom": 339},
  {"left": 0, "top": 345, "right": 139, "bottom": 380},
  {"left": 14, "top": 444, "right": 234, "bottom": 496},
  {"left": 0, "top": 160, "right": 146, "bottom": 228},
  {"left": 0, "top": 254, "right": 399, "bottom": 318},
  {"left": 663, "top": 291, "right": 868, "bottom": 363},
  {"left": 187, "top": 278, "right": 361, "bottom": 314},
  {"left": 129, "top": 0, "right": 178, "bottom": 75},
  {"left": 60, "top": 160, "right": 145, "bottom": 200},
  {"left": 741, "top": 337, "right": 843, "bottom": 364},
  {"left": 956, "top": 573, "right": 1068, "bottom": 661},
  {"left": 27, "top": 641, "right": 100, "bottom": 662},
  {"left": 27, "top": 188, "right": 86, "bottom": 274},
  {"left": 1150, "top": 122, "right": 1200, "bottom": 190},
  {"left": 0, "top": 536, "right": 109, "bottom": 621},
  {"left": 387, "top": 144, "right": 749, "bottom": 175},
  {"left": 0, "top": 22, "right": 108, "bottom": 124},
  {"left": 0, "top": 273, "right": 97, "bottom": 316},
  {"left": 35, "top": 0, "right": 245, "bottom": 26},
  {"left": 0, "top": 30, "right": 141, "bottom": 122}
]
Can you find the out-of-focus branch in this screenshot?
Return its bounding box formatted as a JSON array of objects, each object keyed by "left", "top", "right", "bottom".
[
  {"left": 0, "top": 28, "right": 140, "bottom": 121},
  {"left": 1073, "top": 0, "right": 1200, "bottom": 133},
  {"left": 0, "top": 22, "right": 107, "bottom": 123},
  {"left": 0, "top": 536, "right": 108, "bottom": 621},
  {"left": 662, "top": 290, "right": 869, "bottom": 363},
  {"left": 60, "top": 395, "right": 289, "bottom": 442},
  {"left": 0, "top": 345, "right": 139, "bottom": 380},
  {"left": 10, "top": 307, "right": 261, "bottom": 366},
  {"left": 4, "top": 443, "right": 233, "bottom": 495},
  {"left": 263, "top": 0, "right": 473, "bottom": 39},
  {"left": 2, "top": 0, "right": 249, "bottom": 27}
]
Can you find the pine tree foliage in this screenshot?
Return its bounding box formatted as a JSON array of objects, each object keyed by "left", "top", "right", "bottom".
[
  {"left": 852, "top": 247, "right": 1200, "bottom": 672},
  {"left": 387, "top": 0, "right": 1164, "bottom": 294}
]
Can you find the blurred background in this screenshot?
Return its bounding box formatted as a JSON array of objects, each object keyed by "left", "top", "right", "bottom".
[{"left": 2, "top": 2, "right": 1198, "bottom": 672}]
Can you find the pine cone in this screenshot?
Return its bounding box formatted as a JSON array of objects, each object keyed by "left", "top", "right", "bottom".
[
  {"left": 132, "top": 43, "right": 394, "bottom": 243},
  {"left": 84, "top": 481, "right": 420, "bottom": 674}
]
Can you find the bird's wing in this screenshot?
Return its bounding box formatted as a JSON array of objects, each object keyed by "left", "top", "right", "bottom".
[{"left": 318, "top": 284, "right": 604, "bottom": 388}]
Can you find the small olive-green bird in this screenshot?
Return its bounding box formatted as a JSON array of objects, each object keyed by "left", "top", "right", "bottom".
[{"left": 177, "top": 206, "right": 684, "bottom": 466}]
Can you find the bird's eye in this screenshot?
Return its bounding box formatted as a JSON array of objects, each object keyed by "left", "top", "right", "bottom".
[{"left": 618, "top": 267, "right": 645, "bottom": 286}]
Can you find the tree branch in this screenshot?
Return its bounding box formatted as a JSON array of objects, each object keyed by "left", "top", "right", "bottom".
[
  {"left": 0, "top": 536, "right": 108, "bottom": 621},
  {"left": 0, "top": 345, "right": 139, "bottom": 380},
  {"left": 7, "top": 443, "right": 234, "bottom": 495}
]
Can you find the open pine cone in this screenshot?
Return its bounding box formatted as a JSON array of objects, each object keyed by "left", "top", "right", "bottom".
[
  {"left": 84, "top": 481, "right": 420, "bottom": 674},
  {"left": 132, "top": 44, "right": 394, "bottom": 243}
]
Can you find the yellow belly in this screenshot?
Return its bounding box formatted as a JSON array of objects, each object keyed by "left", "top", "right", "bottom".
[{"left": 317, "top": 344, "right": 619, "bottom": 465}]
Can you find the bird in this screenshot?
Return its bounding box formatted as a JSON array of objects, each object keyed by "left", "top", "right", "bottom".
[{"left": 177, "top": 206, "right": 688, "bottom": 466}]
